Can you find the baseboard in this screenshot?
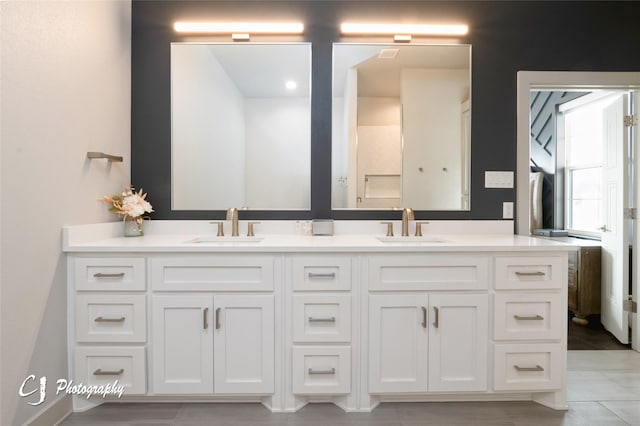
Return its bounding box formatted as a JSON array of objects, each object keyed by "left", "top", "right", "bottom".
[{"left": 23, "top": 394, "right": 73, "bottom": 426}]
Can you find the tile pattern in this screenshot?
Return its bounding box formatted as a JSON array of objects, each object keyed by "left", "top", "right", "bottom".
[{"left": 61, "top": 350, "right": 640, "bottom": 426}]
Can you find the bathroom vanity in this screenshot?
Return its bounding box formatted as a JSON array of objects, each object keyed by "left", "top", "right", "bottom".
[{"left": 63, "top": 221, "right": 574, "bottom": 413}]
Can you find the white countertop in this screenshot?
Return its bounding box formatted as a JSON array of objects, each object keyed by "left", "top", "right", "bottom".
[{"left": 62, "top": 221, "right": 578, "bottom": 253}]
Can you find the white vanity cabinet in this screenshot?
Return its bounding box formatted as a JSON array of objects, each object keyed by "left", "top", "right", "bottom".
[
  {"left": 70, "top": 257, "right": 148, "bottom": 396},
  {"left": 367, "top": 255, "right": 489, "bottom": 394},
  {"left": 492, "top": 256, "right": 566, "bottom": 392},
  {"left": 65, "top": 227, "right": 572, "bottom": 413},
  {"left": 289, "top": 255, "right": 353, "bottom": 396},
  {"left": 151, "top": 294, "right": 274, "bottom": 394},
  {"left": 149, "top": 256, "right": 275, "bottom": 395}
]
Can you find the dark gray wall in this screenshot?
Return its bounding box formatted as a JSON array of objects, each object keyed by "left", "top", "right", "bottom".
[{"left": 132, "top": 1, "right": 640, "bottom": 222}]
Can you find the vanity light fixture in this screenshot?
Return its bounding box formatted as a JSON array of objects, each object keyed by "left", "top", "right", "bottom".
[
  {"left": 340, "top": 23, "right": 468, "bottom": 42},
  {"left": 174, "top": 22, "right": 304, "bottom": 40}
]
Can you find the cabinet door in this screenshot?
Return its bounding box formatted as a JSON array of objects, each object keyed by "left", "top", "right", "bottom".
[
  {"left": 214, "top": 295, "right": 274, "bottom": 394},
  {"left": 152, "top": 295, "right": 214, "bottom": 394},
  {"left": 369, "top": 294, "right": 429, "bottom": 393},
  {"left": 428, "top": 294, "right": 488, "bottom": 392}
]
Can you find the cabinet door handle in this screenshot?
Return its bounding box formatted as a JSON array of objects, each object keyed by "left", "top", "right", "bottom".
[
  {"left": 513, "top": 314, "right": 544, "bottom": 321},
  {"left": 94, "top": 316, "right": 125, "bottom": 323},
  {"left": 308, "top": 272, "right": 336, "bottom": 279},
  {"left": 215, "top": 308, "right": 221, "bottom": 329},
  {"left": 308, "top": 316, "right": 336, "bottom": 323},
  {"left": 93, "top": 368, "right": 124, "bottom": 376},
  {"left": 514, "top": 364, "right": 544, "bottom": 372},
  {"left": 433, "top": 306, "right": 439, "bottom": 328},
  {"left": 203, "top": 307, "right": 209, "bottom": 330},
  {"left": 421, "top": 306, "right": 427, "bottom": 328},
  {"left": 515, "top": 271, "right": 545, "bottom": 277},
  {"left": 93, "top": 272, "right": 125, "bottom": 278},
  {"left": 308, "top": 368, "right": 336, "bottom": 375}
]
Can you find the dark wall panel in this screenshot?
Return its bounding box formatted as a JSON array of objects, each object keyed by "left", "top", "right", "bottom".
[
  {"left": 530, "top": 91, "right": 586, "bottom": 229},
  {"left": 132, "top": 1, "right": 640, "bottom": 221}
]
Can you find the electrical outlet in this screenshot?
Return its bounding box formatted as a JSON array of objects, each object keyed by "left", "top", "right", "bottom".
[{"left": 503, "top": 202, "right": 514, "bottom": 219}]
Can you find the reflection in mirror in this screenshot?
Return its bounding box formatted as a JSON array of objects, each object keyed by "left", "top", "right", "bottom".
[
  {"left": 332, "top": 43, "right": 471, "bottom": 210},
  {"left": 171, "top": 43, "right": 311, "bottom": 210}
]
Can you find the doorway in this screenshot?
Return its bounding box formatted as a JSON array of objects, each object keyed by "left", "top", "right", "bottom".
[{"left": 516, "top": 71, "right": 640, "bottom": 352}]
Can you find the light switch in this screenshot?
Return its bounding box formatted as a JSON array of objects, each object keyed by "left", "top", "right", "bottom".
[{"left": 485, "top": 171, "right": 514, "bottom": 188}]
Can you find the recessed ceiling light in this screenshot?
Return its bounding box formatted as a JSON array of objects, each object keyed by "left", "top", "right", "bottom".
[{"left": 285, "top": 80, "right": 297, "bottom": 90}]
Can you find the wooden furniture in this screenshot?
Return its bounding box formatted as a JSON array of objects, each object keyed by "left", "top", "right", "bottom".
[{"left": 568, "top": 241, "right": 601, "bottom": 325}]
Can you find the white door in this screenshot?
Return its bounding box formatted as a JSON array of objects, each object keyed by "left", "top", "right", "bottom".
[
  {"left": 213, "top": 295, "right": 274, "bottom": 393},
  {"left": 632, "top": 91, "right": 640, "bottom": 351},
  {"left": 152, "top": 295, "right": 214, "bottom": 394},
  {"left": 369, "top": 294, "right": 429, "bottom": 393},
  {"left": 601, "top": 94, "right": 630, "bottom": 343},
  {"left": 428, "top": 294, "right": 488, "bottom": 392}
]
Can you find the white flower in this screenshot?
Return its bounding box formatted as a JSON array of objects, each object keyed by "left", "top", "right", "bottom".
[{"left": 103, "top": 186, "right": 153, "bottom": 221}]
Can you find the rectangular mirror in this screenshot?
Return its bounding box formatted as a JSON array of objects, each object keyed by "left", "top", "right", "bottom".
[
  {"left": 332, "top": 43, "right": 471, "bottom": 210},
  {"left": 171, "top": 43, "right": 311, "bottom": 210}
]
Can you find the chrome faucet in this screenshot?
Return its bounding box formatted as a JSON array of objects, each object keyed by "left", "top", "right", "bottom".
[
  {"left": 226, "top": 207, "right": 239, "bottom": 236},
  {"left": 401, "top": 207, "right": 414, "bottom": 237}
]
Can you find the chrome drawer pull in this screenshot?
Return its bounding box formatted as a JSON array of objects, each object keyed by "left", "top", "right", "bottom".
[
  {"left": 93, "top": 368, "right": 124, "bottom": 376},
  {"left": 514, "top": 314, "right": 544, "bottom": 321},
  {"left": 94, "top": 316, "right": 125, "bottom": 323},
  {"left": 203, "top": 307, "right": 209, "bottom": 330},
  {"left": 421, "top": 306, "right": 427, "bottom": 328},
  {"left": 215, "top": 308, "right": 221, "bottom": 330},
  {"left": 308, "top": 368, "right": 336, "bottom": 375},
  {"left": 308, "top": 316, "right": 336, "bottom": 323},
  {"left": 93, "top": 272, "right": 125, "bottom": 278},
  {"left": 308, "top": 272, "right": 336, "bottom": 279},
  {"left": 514, "top": 365, "right": 544, "bottom": 372},
  {"left": 515, "top": 271, "right": 546, "bottom": 277}
]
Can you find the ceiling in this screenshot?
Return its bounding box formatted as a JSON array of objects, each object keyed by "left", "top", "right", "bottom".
[
  {"left": 205, "top": 43, "right": 311, "bottom": 98},
  {"left": 333, "top": 43, "right": 471, "bottom": 97}
]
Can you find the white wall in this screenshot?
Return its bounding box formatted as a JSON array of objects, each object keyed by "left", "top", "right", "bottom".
[
  {"left": 356, "top": 98, "right": 401, "bottom": 208},
  {"left": 244, "top": 97, "right": 310, "bottom": 209},
  {"left": 0, "top": 2, "right": 131, "bottom": 424},
  {"left": 401, "top": 68, "right": 469, "bottom": 209},
  {"left": 171, "top": 45, "right": 245, "bottom": 210}
]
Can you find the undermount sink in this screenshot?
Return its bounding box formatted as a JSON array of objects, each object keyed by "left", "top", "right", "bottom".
[
  {"left": 376, "top": 236, "right": 450, "bottom": 243},
  {"left": 185, "top": 236, "right": 264, "bottom": 244}
]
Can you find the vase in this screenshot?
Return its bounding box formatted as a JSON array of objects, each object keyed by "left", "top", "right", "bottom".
[{"left": 123, "top": 218, "right": 144, "bottom": 237}]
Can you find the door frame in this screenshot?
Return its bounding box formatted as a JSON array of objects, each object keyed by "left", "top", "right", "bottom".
[{"left": 516, "top": 71, "right": 640, "bottom": 351}]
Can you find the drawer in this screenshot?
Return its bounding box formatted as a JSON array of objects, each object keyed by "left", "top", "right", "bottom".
[
  {"left": 493, "top": 343, "right": 562, "bottom": 391},
  {"left": 74, "top": 258, "right": 145, "bottom": 291},
  {"left": 292, "top": 256, "right": 351, "bottom": 291},
  {"left": 495, "top": 256, "right": 566, "bottom": 290},
  {"left": 494, "top": 293, "right": 562, "bottom": 340},
  {"left": 293, "top": 295, "right": 351, "bottom": 343},
  {"left": 151, "top": 256, "right": 274, "bottom": 291},
  {"left": 75, "top": 347, "right": 146, "bottom": 395},
  {"left": 368, "top": 255, "right": 489, "bottom": 291},
  {"left": 76, "top": 295, "right": 146, "bottom": 343},
  {"left": 292, "top": 346, "right": 351, "bottom": 395}
]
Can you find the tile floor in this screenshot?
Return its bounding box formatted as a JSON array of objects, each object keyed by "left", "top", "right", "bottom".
[{"left": 60, "top": 350, "right": 640, "bottom": 426}]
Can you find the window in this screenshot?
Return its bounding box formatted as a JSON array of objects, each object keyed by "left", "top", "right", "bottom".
[{"left": 563, "top": 96, "right": 616, "bottom": 236}]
